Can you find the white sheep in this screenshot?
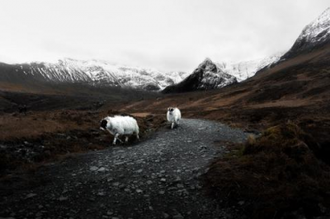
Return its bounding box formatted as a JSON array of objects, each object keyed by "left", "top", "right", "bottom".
[
  {"left": 100, "top": 115, "right": 140, "bottom": 145},
  {"left": 167, "top": 107, "right": 181, "bottom": 129}
]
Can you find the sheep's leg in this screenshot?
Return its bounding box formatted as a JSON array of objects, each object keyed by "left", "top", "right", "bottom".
[
  {"left": 125, "top": 136, "right": 129, "bottom": 142},
  {"left": 113, "top": 134, "right": 117, "bottom": 145},
  {"left": 136, "top": 133, "right": 140, "bottom": 140},
  {"left": 113, "top": 133, "right": 123, "bottom": 145},
  {"left": 117, "top": 135, "right": 123, "bottom": 143},
  {"left": 107, "top": 130, "right": 116, "bottom": 145},
  {"left": 171, "top": 122, "right": 174, "bottom": 129}
]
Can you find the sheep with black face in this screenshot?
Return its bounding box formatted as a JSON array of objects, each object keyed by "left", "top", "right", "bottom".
[
  {"left": 100, "top": 115, "right": 139, "bottom": 145},
  {"left": 167, "top": 107, "right": 181, "bottom": 129}
]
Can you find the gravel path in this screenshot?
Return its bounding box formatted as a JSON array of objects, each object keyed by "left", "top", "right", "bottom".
[{"left": 0, "top": 119, "right": 248, "bottom": 219}]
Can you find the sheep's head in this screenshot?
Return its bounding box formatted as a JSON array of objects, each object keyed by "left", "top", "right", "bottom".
[
  {"left": 168, "top": 107, "right": 174, "bottom": 115},
  {"left": 100, "top": 119, "right": 108, "bottom": 131}
]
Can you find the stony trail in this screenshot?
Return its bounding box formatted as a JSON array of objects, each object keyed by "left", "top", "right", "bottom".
[{"left": 0, "top": 119, "right": 248, "bottom": 219}]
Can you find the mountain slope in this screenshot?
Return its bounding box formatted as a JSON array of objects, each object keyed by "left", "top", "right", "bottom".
[
  {"left": 283, "top": 7, "right": 330, "bottom": 58},
  {"left": 162, "top": 58, "right": 238, "bottom": 93},
  {"left": 0, "top": 59, "right": 189, "bottom": 92}
]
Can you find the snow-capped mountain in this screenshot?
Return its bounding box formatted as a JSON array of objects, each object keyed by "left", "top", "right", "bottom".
[
  {"left": 216, "top": 52, "right": 284, "bottom": 82},
  {"left": 162, "top": 58, "right": 237, "bottom": 93},
  {"left": 220, "top": 7, "right": 330, "bottom": 81},
  {"left": 0, "top": 53, "right": 284, "bottom": 94},
  {"left": 284, "top": 7, "right": 330, "bottom": 58},
  {"left": 197, "top": 58, "right": 238, "bottom": 89},
  {"left": 1, "top": 59, "right": 189, "bottom": 91}
]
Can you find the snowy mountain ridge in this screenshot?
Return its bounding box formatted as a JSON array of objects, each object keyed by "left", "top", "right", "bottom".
[
  {"left": 15, "top": 58, "right": 190, "bottom": 91},
  {"left": 10, "top": 53, "right": 283, "bottom": 93},
  {"left": 284, "top": 7, "right": 330, "bottom": 58},
  {"left": 215, "top": 51, "right": 284, "bottom": 82},
  {"left": 297, "top": 7, "right": 330, "bottom": 44}
]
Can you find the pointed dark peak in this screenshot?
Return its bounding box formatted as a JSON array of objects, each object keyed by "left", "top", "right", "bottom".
[
  {"left": 203, "top": 57, "right": 213, "bottom": 63},
  {"left": 198, "top": 57, "right": 218, "bottom": 72},
  {"left": 199, "top": 57, "right": 214, "bottom": 66},
  {"left": 162, "top": 57, "right": 238, "bottom": 93}
]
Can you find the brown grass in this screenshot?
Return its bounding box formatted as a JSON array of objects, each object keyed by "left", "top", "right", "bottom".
[
  {"left": 204, "top": 122, "right": 330, "bottom": 218},
  {"left": 0, "top": 110, "right": 166, "bottom": 177},
  {"left": 0, "top": 111, "right": 87, "bottom": 141}
]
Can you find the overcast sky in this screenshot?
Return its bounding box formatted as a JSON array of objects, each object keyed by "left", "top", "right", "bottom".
[{"left": 0, "top": 0, "right": 328, "bottom": 72}]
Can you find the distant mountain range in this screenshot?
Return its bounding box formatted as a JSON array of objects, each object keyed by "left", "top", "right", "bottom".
[
  {"left": 0, "top": 8, "right": 329, "bottom": 93},
  {"left": 0, "top": 53, "right": 283, "bottom": 92},
  {"left": 0, "top": 59, "right": 189, "bottom": 92},
  {"left": 163, "top": 7, "right": 330, "bottom": 93}
]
